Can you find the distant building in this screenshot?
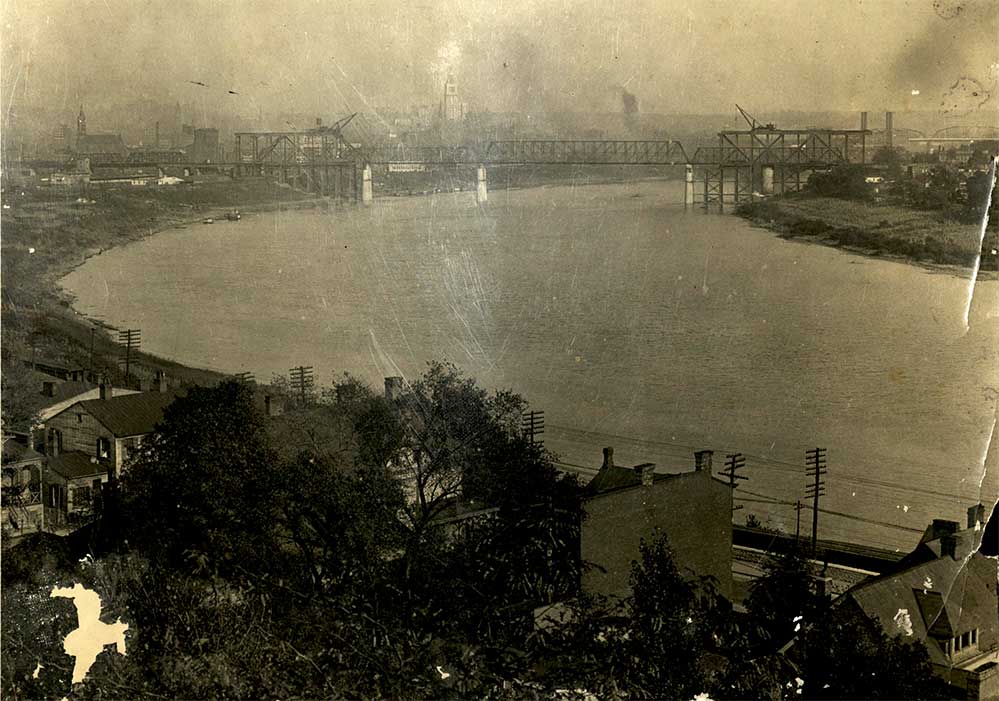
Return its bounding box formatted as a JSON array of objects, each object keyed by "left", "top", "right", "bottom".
[
  {"left": 842, "top": 507, "right": 998, "bottom": 700},
  {"left": 89, "top": 164, "right": 162, "bottom": 187},
  {"left": 442, "top": 76, "right": 465, "bottom": 123},
  {"left": 188, "top": 128, "right": 220, "bottom": 163},
  {"left": 73, "top": 107, "right": 129, "bottom": 162},
  {"left": 580, "top": 448, "right": 733, "bottom": 600},
  {"left": 49, "top": 158, "right": 91, "bottom": 189}
]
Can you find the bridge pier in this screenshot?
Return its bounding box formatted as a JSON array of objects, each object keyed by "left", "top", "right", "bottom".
[
  {"left": 684, "top": 164, "right": 694, "bottom": 208},
  {"left": 476, "top": 164, "right": 488, "bottom": 204},
  {"left": 361, "top": 163, "right": 373, "bottom": 206}
]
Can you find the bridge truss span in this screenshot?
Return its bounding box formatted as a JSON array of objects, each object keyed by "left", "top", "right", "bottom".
[{"left": 481, "top": 139, "right": 689, "bottom": 165}]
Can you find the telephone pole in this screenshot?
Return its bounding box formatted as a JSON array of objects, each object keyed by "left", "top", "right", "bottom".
[
  {"left": 233, "top": 371, "right": 255, "bottom": 385},
  {"left": 521, "top": 410, "right": 545, "bottom": 445},
  {"left": 720, "top": 453, "right": 748, "bottom": 511},
  {"left": 289, "top": 366, "right": 314, "bottom": 404},
  {"left": 794, "top": 500, "right": 804, "bottom": 545},
  {"left": 805, "top": 447, "right": 827, "bottom": 554},
  {"left": 118, "top": 328, "right": 141, "bottom": 382}
]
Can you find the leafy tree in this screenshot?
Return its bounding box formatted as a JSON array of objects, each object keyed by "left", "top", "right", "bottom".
[
  {"left": 745, "top": 545, "right": 826, "bottom": 651},
  {"left": 118, "top": 380, "right": 283, "bottom": 576},
  {"left": 624, "top": 533, "right": 714, "bottom": 698},
  {"left": 806, "top": 165, "right": 871, "bottom": 200},
  {"left": 797, "top": 603, "right": 950, "bottom": 700}
]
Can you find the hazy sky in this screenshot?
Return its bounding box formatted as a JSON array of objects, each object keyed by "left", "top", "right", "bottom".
[{"left": 3, "top": 0, "right": 998, "bottom": 120}]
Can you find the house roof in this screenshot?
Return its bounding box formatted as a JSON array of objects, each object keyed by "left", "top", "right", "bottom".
[
  {"left": 845, "top": 528, "right": 995, "bottom": 666},
  {"left": 75, "top": 390, "right": 180, "bottom": 437},
  {"left": 37, "top": 385, "right": 141, "bottom": 423},
  {"left": 585, "top": 463, "right": 670, "bottom": 494},
  {"left": 2, "top": 437, "right": 45, "bottom": 466},
  {"left": 49, "top": 451, "right": 107, "bottom": 480}
]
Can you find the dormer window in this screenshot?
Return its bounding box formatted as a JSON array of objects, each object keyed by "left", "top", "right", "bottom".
[
  {"left": 97, "top": 437, "right": 111, "bottom": 459},
  {"left": 951, "top": 629, "right": 980, "bottom": 655}
]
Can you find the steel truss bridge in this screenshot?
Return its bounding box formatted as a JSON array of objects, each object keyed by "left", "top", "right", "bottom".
[{"left": 218, "top": 125, "right": 871, "bottom": 206}]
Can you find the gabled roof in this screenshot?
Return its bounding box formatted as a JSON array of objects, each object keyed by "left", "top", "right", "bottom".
[
  {"left": 845, "top": 529, "right": 995, "bottom": 666},
  {"left": 585, "top": 463, "right": 720, "bottom": 497},
  {"left": 74, "top": 390, "right": 180, "bottom": 437},
  {"left": 49, "top": 451, "right": 107, "bottom": 480},
  {"left": 586, "top": 464, "right": 664, "bottom": 494},
  {"left": 37, "top": 385, "right": 141, "bottom": 423}
]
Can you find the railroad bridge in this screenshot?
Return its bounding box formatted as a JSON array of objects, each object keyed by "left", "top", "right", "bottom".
[{"left": 217, "top": 110, "right": 874, "bottom": 208}]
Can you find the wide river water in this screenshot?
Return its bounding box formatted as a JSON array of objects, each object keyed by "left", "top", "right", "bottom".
[{"left": 62, "top": 181, "right": 999, "bottom": 551}]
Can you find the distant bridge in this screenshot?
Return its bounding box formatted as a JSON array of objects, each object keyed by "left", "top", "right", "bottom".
[{"left": 220, "top": 124, "right": 871, "bottom": 206}]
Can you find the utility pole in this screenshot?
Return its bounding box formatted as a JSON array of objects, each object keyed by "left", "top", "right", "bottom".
[
  {"left": 805, "top": 447, "right": 827, "bottom": 555},
  {"left": 720, "top": 453, "right": 748, "bottom": 512},
  {"left": 233, "top": 371, "right": 255, "bottom": 385},
  {"left": 521, "top": 410, "right": 545, "bottom": 445},
  {"left": 89, "top": 326, "right": 96, "bottom": 378},
  {"left": 118, "top": 328, "right": 141, "bottom": 383},
  {"left": 794, "top": 500, "right": 804, "bottom": 545},
  {"left": 289, "top": 366, "right": 314, "bottom": 404}
]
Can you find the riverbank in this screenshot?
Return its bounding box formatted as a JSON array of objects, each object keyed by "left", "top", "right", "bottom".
[
  {"left": 1, "top": 179, "right": 328, "bottom": 387},
  {"left": 735, "top": 195, "right": 994, "bottom": 276}
]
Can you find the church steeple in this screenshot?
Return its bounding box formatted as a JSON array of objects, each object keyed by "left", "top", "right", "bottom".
[{"left": 77, "top": 105, "right": 87, "bottom": 137}]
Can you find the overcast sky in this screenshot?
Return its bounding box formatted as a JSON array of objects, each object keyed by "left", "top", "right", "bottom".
[{"left": 3, "top": 0, "right": 997, "bottom": 119}]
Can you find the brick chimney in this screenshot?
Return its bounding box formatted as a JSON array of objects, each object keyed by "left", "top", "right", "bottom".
[
  {"left": 968, "top": 503, "right": 986, "bottom": 530},
  {"left": 930, "top": 519, "right": 959, "bottom": 540},
  {"left": 385, "top": 376, "right": 404, "bottom": 402},
  {"left": 941, "top": 534, "right": 958, "bottom": 559},
  {"left": 602, "top": 446, "right": 614, "bottom": 470},
  {"left": 99, "top": 378, "right": 112, "bottom": 400},
  {"left": 634, "top": 462, "right": 656, "bottom": 486},
  {"left": 694, "top": 449, "right": 713, "bottom": 473}
]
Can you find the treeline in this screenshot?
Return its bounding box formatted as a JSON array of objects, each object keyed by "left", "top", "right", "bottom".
[
  {"left": 807, "top": 157, "right": 995, "bottom": 225},
  {"left": 2, "top": 363, "right": 946, "bottom": 700}
]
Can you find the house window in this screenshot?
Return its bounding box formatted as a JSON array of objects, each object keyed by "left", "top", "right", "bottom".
[
  {"left": 97, "top": 437, "right": 111, "bottom": 459},
  {"left": 972, "top": 629, "right": 978, "bottom": 645},
  {"left": 77, "top": 413, "right": 83, "bottom": 423}
]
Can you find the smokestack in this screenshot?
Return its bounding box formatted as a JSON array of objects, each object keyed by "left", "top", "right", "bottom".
[
  {"left": 885, "top": 111, "right": 893, "bottom": 151},
  {"left": 384, "top": 376, "right": 404, "bottom": 402},
  {"left": 968, "top": 503, "right": 986, "bottom": 530},
  {"left": 264, "top": 395, "right": 272, "bottom": 417},
  {"left": 694, "top": 450, "right": 713, "bottom": 473},
  {"left": 602, "top": 447, "right": 614, "bottom": 470},
  {"left": 860, "top": 111, "right": 868, "bottom": 132},
  {"left": 634, "top": 462, "right": 656, "bottom": 486},
  {"left": 155, "top": 121, "right": 160, "bottom": 149}
]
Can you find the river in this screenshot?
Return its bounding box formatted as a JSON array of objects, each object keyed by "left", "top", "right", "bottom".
[{"left": 61, "top": 180, "right": 999, "bottom": 551}]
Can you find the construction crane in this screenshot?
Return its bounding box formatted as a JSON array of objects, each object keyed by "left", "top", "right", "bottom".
[{"left": 736, "top": 104, "right": 776, "bottom": 131}]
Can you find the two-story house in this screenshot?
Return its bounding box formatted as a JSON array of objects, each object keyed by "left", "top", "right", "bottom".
[
  {"left": 43, "top": 376, "right": 179, "bottom": 491},
  {"left": 581, "top": 447, "right": 734, "bottom": 600},
  {"left": 842, "top": 506, "right": 999, "bottom": 700}
]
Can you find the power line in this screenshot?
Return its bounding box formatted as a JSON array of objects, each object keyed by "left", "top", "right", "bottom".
[
  {"left": 554, "top": 460, "right": 923, "bottom": 537},
  {"left": 546, "top": 422, "right": 976, "bottom": 503}
]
